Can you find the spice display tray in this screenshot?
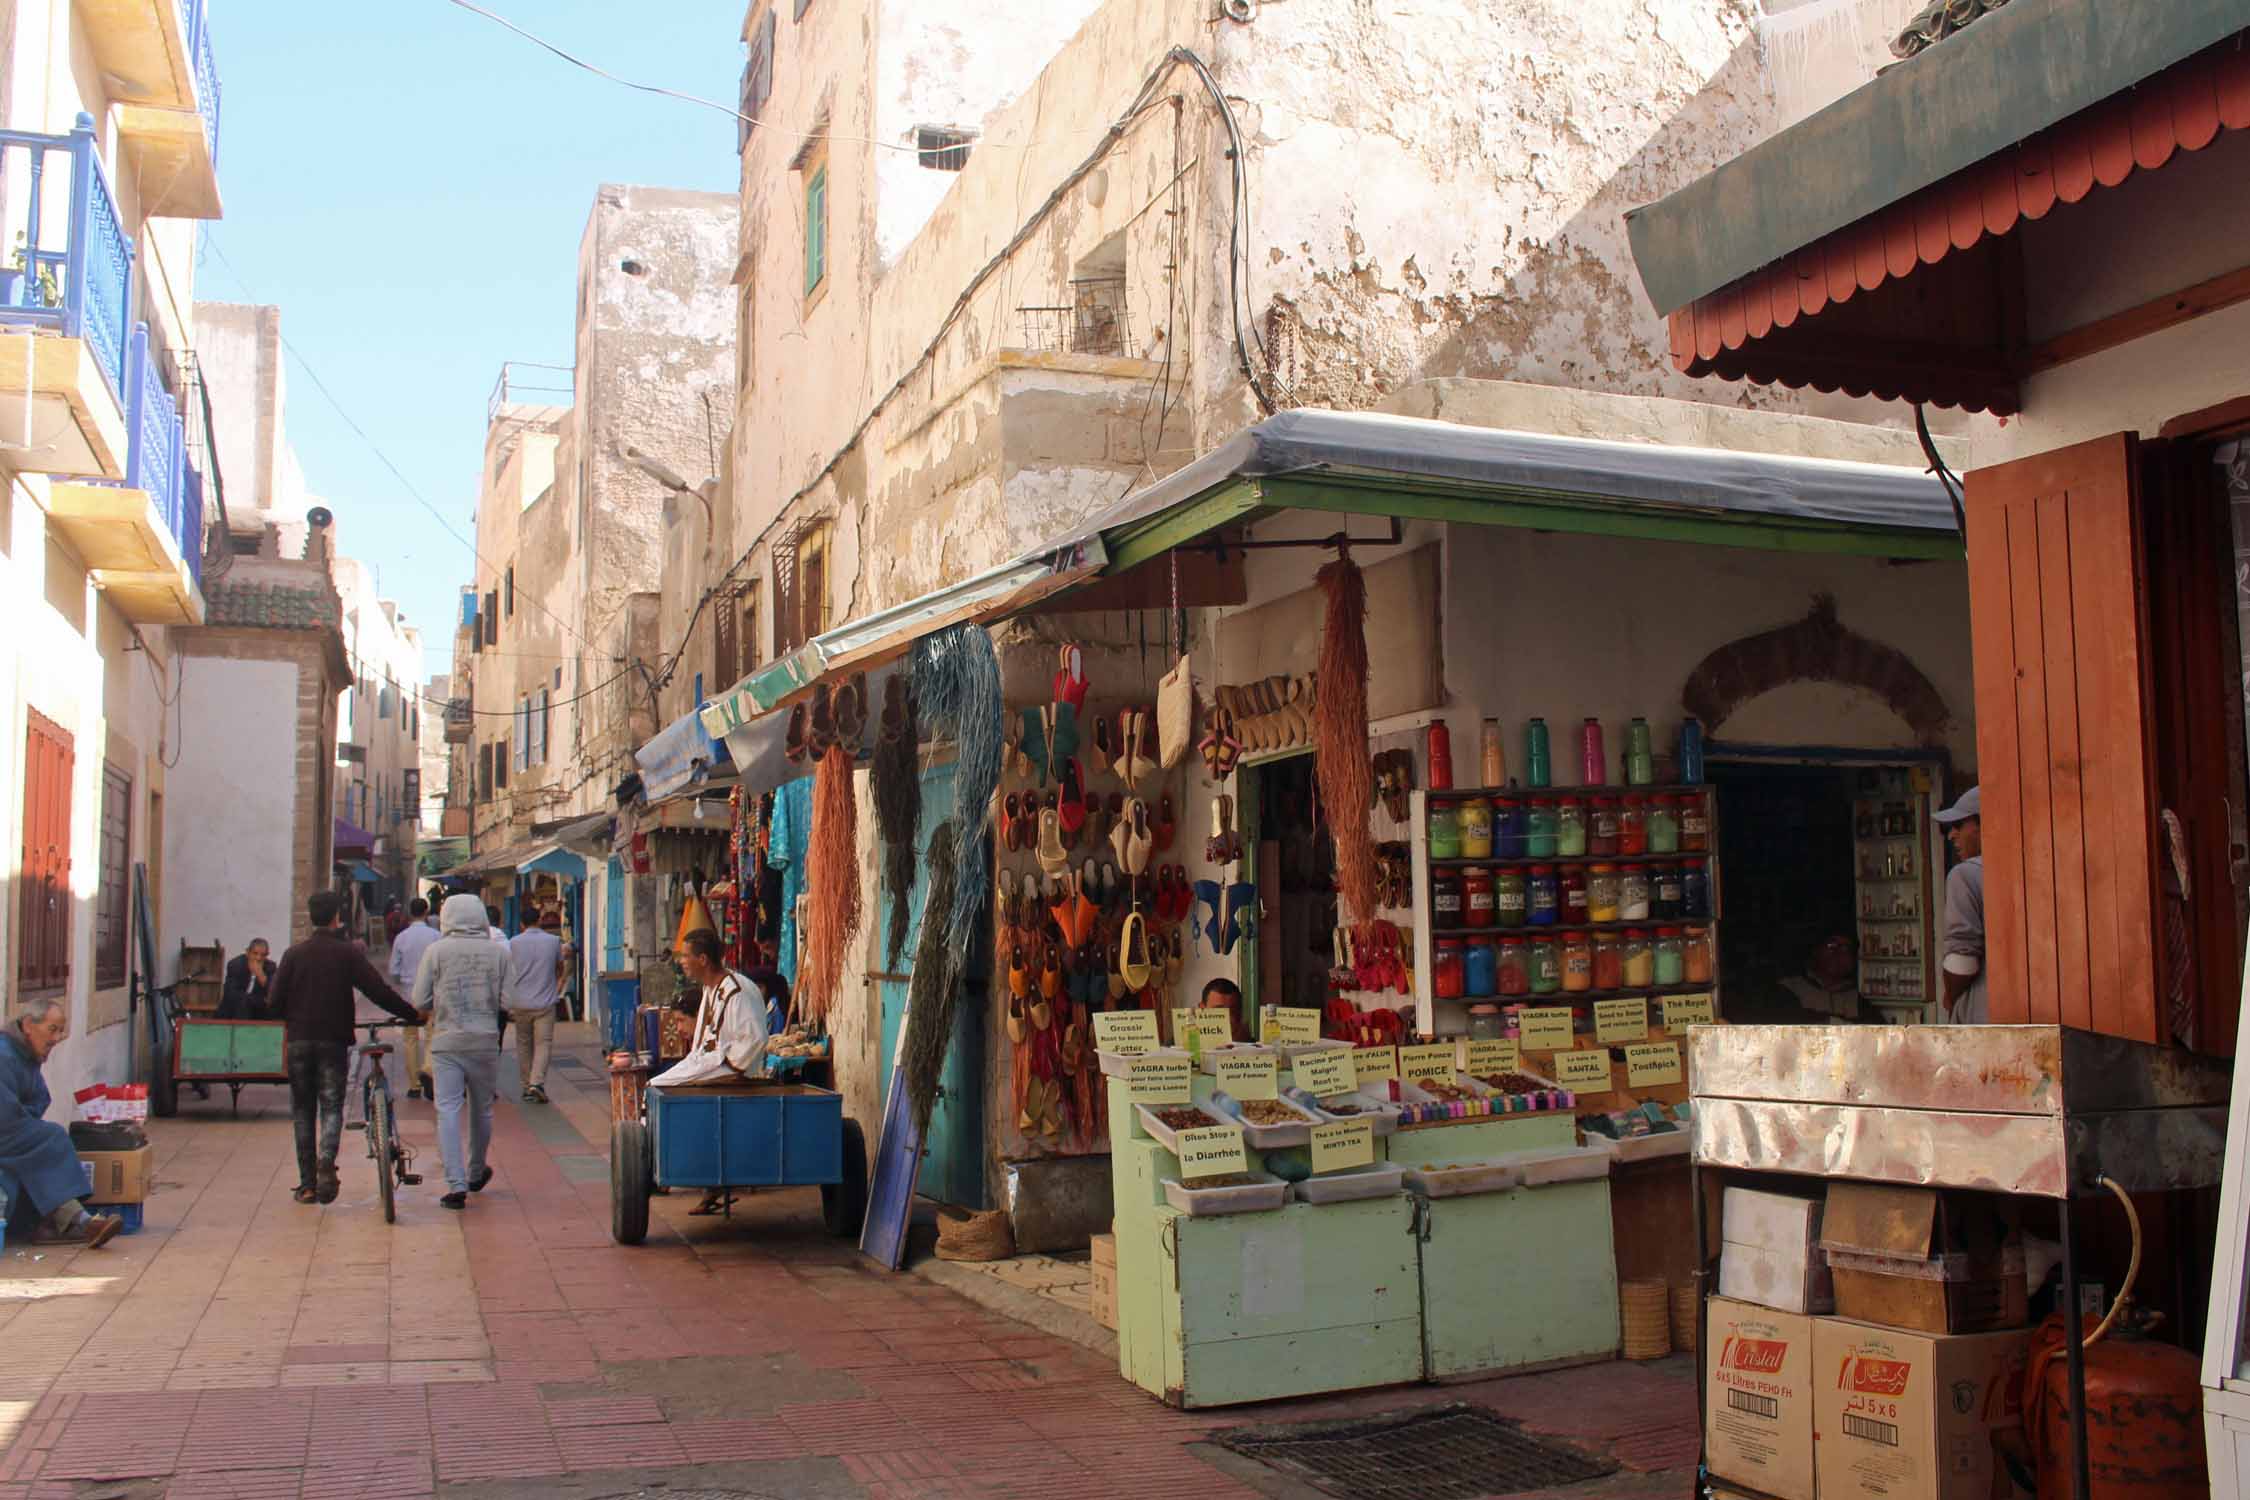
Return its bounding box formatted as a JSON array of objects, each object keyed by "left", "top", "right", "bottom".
[
  {"left": 1426, "top": 784, "right": 1708, "bottom": 800},
  {"left": 1291, "top": 1088, "right": 1403, "bottom": 1136},
  {"left": 1428, "top": 852, "right": 1705, "bottom": 868},
  {"left": 1097, "top": 1046, "right": 1186, "bottom": 1080},
  {"left": 1292, "top": 1161, "right": 1407, "bottom": 1205},
  {"left": 1209, "top": 1091, "right": 1322, "bottom": 1148},
  {"left": 1594, "top": 1130, "right": 1691, "bottom": 1164},
  {"left": 1494, "top": 1143, "right": 1613, "bottom": 1186},
  {"left": 1193, "top": 1042, "right": 1278, "bottom": 1076},
  {"left": 1135, "top": 1103, "right": 1230, "bottom": 1155},
  {"left": 1162, "top": 1170, "right": 1289, "bottom": 1217},
  {"left": 1401, "top": 1158, "right": 1523, "bottom": 1197}
]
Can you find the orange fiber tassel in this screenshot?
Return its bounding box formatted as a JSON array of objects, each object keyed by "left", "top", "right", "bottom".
[
  {"left": 797, "top": 742, "right": 863, "bottom": 1023},
  {"left": 1316, "top": 552, "right": 1378, "bottom": 934}
]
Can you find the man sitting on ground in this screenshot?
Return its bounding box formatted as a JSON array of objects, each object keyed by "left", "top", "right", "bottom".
[{"left": 0, "top": 999, "right": 124, "bottom": 1248}]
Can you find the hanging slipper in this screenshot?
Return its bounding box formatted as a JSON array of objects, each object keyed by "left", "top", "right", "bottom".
[
  {"left": 1152, "top": 866, "right": 1176, "bottom": 928},
  {"left": 1053, "top": 644, "right": 1089, "bottom": 713},
  {"left": 1152, "top": 794, "right": 1176, "bottom": 853},
  {"left": 1214, "top": 710, "right": 1244, "bottom": 779},
  {"left": 1036, "top": 800, "right": 1068, "bottom": 877},
  {"left": 1050, "top": 701, "right": 1081, "bottom": 770},
  {"left": 808, "top": 682, "right": 836, "bottom": 759},
  {"left": 1205, "top": 796, "right": 1233, "bottom": 865},
  {"left": 1038, "top": 945, "right": 1061, "bottom": 1009},
  {"left": 1165, "top": 929, "right": 1186, "bottom": 992},
  {"left": 1098, "top": 861, "right": 1121, "bottom": 916},
  {"left": 1191, "top": 877, "right": 1223, "bottom": 953},
  {"left": 1007, "top": 945, "right": 1030, "bottom": 1012},
  {"left": 1127, "top": 711, "right": 1158, "bottom": 790},
  {"left": 1020, "top": 707, "right": 1049, "bottom": 784},
  {"left": 1058, "top": 758, "right": 1087, "bottom": 833},
  {"left": 1118, "top": 910, "right": 1155, "bottom": 990},
  {"left": 784, "top": 702, "right": 811, "bottom": 763},
  {"left": 1085, "top": 794, "right": 1111, "bottom": 852},
  {"left": 1282, "top": 674, "right": 1314, "bottom": 746},
  {"left": 1122, "top": 799, "right": 1152, "bottom": 877},
  {"left": 1089, "top": 712, "right": 1115, "bottom": 779},
  {"left": 1002, "top": 792, "right": 1024, "bottom": 853},
  {"left": 1199, "top": 705, "right": 1229, "bottom": 781},
  {"left": 1173, "top": 864, "right": 1197, "bottom": 923},
  {"left": 880, "top": 674, "right": 911, "bottom": 745},
  {"left": 834, "top": 672, "right": 868, "bottom": 750}
]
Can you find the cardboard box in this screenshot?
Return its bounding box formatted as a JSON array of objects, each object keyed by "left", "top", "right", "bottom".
[
  {"left": 1820, "top": 1184, "right": 2025, "bottom": 1334},
  {"left": 1088, "top": 1234, "right": 1118, "bottom": 1331},
  {"left": 1706, "top": 1296, "right": 1818, "bottom": 1500},
  {"left": 77, "top": 1145, "right": 151, "bottom": 1205},
  {"left": 1722, "top": 1186, "right": 1833, "bottom": 1314},
  {"left": 1813, "top": 1317, "right": 2029, "bottom": 1500}
]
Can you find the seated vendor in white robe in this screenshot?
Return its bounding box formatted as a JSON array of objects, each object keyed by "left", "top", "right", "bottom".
[{"left": 652, "top": 929, "right": 772, "bottom": 1089}]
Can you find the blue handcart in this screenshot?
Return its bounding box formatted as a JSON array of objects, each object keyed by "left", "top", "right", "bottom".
[{"left": 610, "top": 1076, "right": 868, "bottom": 1245}]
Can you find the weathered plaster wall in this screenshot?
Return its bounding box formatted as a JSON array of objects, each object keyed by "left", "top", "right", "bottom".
[
  {"left": 1754, "top": 0, "right": 1928, "bottom": 130},
  {"left": 163, "top": 655, "right": 298, "bottom": 967}
]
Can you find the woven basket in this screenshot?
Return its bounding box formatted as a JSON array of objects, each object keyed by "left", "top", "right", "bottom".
[
  {"left": 1620, "top": 1278, "right": 1672, "bottom": 1360},
  {"left": 1670, "top": 1283, "right": 1699, "bottom": 1353},
  {"left": 933, "top": 1208, "right": 1015, "bottom": 1263}
]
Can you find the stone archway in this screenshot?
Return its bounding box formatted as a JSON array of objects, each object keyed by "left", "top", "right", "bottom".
[{"left": 1681, "top": 593, "right": 1950, "bottom": 745}]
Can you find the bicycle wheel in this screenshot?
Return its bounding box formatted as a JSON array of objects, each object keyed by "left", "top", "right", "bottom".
[{"left": 369, "top": 1086, "right": 397, "bottom": 1224}]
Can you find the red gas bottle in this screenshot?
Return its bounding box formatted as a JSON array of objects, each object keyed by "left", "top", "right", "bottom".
[{"left": 2023, "top": 1314, "right": 2205, "bottom": 1498}]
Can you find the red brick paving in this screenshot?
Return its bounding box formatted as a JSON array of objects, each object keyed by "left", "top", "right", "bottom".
[{"left": 0, "top": 1030, "right": 1700, "bottom": 1498}]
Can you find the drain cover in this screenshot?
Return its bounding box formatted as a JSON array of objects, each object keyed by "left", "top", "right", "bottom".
[{"left": 1211, "top": 1402, "right": 1617, "bottom": 1499}]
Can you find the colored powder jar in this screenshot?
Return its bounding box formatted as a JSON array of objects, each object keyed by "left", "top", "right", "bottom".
[
  {"left": 1524, "top": 717, "right": 1552, "bottom": 788},
  {"left": 1496, "top": 937, "right": 1530, "bottom": 996},
  {"left": 1589, "top": 798, "right": 1620, "bottom": 855},
  {"left": 1494, "top": 796, "right": 1528, "bottom": 858},
  {"left": 1465, "top": 948, "right": 1498, "bottom": 1001},
  {"left": 1621, "top": 929, "right": 1654, "bottom": 988},
  {"left": 1526, "top": 864, "right": 1560, "bottom": 926},
  {"left": 1463, "top": 868, "right": 1496, "bottom": 928},
  {"left": 1653, "top": 928, "right": 1686, "bottom": 987},
  {"left": 1556, "top": 797, "right": 1588, "bottom": 856},
  {"left": 1526, "top": 798, "right": 1559, "bottom": 858},
  {"left": 1433, "top": 939, "right": 1465, "bottom": 999},
  {"left": 1619, "top": 864, "right": 1652, "bottom": 922},
  {"left": 1653, "top": 867, "right": 1685, "bottom": 921},
  {"left": 1618, "top": 797, "right": 1648, "bottom": 855},
  {"left": 1560, "top": 932, "right": 1593, "bottom": 993},
  {"left": 1429, "top": 803, "right": 1461, "bottom": 860},
  {"left": 1431, "top": 872, "right": 1465, "bottom": 928},
  {"left": 1682, "top": 860, "right": 1711, "bottom": 919},
  {"left": 1646, "top": 798, "right": 1680, "bottom": 853},
  {"left": 1528, "top": 936, "right": 1562, "bottom": 994},
  {"left": 1559, "top": 867, "right": 1589, "bottom": 925},
  {"left": 1459, "top": 798, "right": 1494, "bottom": 859},
  {"left": 1592, "top": 931, "right": 1624, "bottom": 989},
  {"left": 1682, "top": 928, "right": 1713, "bottom": 984},
  {"left": 1679, "top": 794, "right": 1710, "bottom": 851},
  {"left": 1586, "top": 863, "right": 1621, "bottom": 923},
  {"left": 1494, "top": 870, "right": 1528, "bottom": 928}
]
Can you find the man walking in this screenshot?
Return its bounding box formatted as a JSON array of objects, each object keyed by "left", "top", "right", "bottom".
[
  {"left": 1935, "top": 787, "right": 1987, "bottom": 1025},
  {"left": 267, "top": 891, "right": 423, "bottom": 1204},
  {"left": 388, "top": 899, "right": 442, "bottom": 1098},
  {"left": 414, "top": 894, "right": 508, "bottom": 1210},
  {"left": 0, "top": 999, "right": 123, "bottom": 1248},
  {"left": 506, "top": 908, "right": 567, "bottom": 1104}
]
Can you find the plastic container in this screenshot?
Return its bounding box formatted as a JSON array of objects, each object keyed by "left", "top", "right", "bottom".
[
  {"left": 1464, "top": 941, "right": 1497, "bottom": 998},
  {"left": 1402, "top": 1159, "right": 1524, "bottom": 1198},
  {"left": 1652, "top": 865, "right": 1685, "bottom": 921},
  {"left": 1559, "top": 866, "right": 1588, "bottom": 926},
  {"left": 1480, "top": 718, "right": 1506, "bottom": 788},
  {"left": 1528, "top": 935, "right": 1562, "bottom": 995},
  {"left": 1494, "top": 796, "right": 1527, "bottom": 859},
  {"left": 1428, "top": 803, "right": 1461, "bottom": 860},
  {"left": 1494, "top": 870, "right": 1528, "bottom": 928},
  {"left": 1164, "top": 1172, "right": 1289, "bottom": 1217},
  {"left": 1458, "top": 798, "right": 1493, "bottom": 859},
  {"left": 1136, "top": 1102, "right": 1231, "bottom": 1154},
  {"left": 1683, "top": 859, "right": 1711, "bottom": 919},
  {"left": 1293, "top": 1160, "right": 1407, "bottom": 1204},
  {"left": 1427, "top": 720, "right": 1454, "bottom": 791},
  {"left": 1682, "top": 928, "right": 1713, "bottom": 984},
  {"left": 1587, "top": 863, "right": 1621, "bottom": 923},
  {"left": 1496, "top": 936, "right": 1530, "bottom": 996},
  {"left": 1525, "top": 798, "right": 1559, "bottom": 858},
  {"left": 1589, "top": 798, "right": 1620, "bottom": 855},
  {"left": 1433, "top": 939, "right": 1465, "bottom": 999},
  {"left": 1624, "top": 717, "right": 1654, "bottom": 785},
  {"left": 1592, "top": 931, "right": 1624, "bottom": 989},
  {"left": 1526, "top": 864, "right": 1559, "bottom": 926},
  {"left": 1619, "top": 797, "right": 1648, "bottom": 855},
  {"left": 1431, "top": 871, "right": 1465, "bottom": 929},
  {"left": 1653, "top": 928, "right": 1685, "bottom": 986},
  {"left": 1619, "top": 864, "right": 1652, "bottom": 922},
  {"left": 1677, "top": 717, "right": 1705, "bottom": 784},
  {"left": 1556, "top": 796, "right": 1587, "bottom": 857},
  {"left": 1646, "top": 798, "right": 1680, "bottom": 854},
  {"left": 1679, "top": 794, "right": 1710, "bottom": 851},
  {"left": 1295, "top": 1088, "right": 1404, "bottom": 1136},
  {"left": 1462, "top": 867, "right": 1495, "bottom": 928},
  {"left": 1467, "top": 1000, "right": 1505, "bottom": 1038},
  {"left": 1560, "top": 932, "right": 1593, "bottom": 993},
  {"left": 1579, "top": 718, "right": 1607, "bottom": 787},
  {"left": 1621, "top": 929, "right": 1654, "bottom": 988},
  {"left": 1210, "top": 1091, "right": 1322, "bottom": 1148}
]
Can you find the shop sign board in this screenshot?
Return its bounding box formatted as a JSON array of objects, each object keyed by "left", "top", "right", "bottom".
[
  {"left": 1310, "top": 1118, "right": 1376, "bottom": 1174},
  {"left": 1127, "top": 1053, "right": 1193, "bottom": 1104},
  {"left": 1594, "top": 998, "right": 1650, "bottom": 1043},
  {"left": 1292, "top": 1048, "right": 1357, "bottom": 1096},
  {"left": 1215, "top": 1052, "right": 1278, "bottom": 1100},
  {"left": 1519, "top": 1007, "right": 1576, "bottom": 1051},
  {"left": 1176, "top": 1124, "right": 1249, "bottom": 1179},
  {"left": 1172, "top": 1008, "right": 1233, "bottom": 1048},
  {"left": 1259, "top": 1006, "right": 1323, "bottom": 1044},
  {"left": 1353, "top": 1045, "right": 1400, "bottom": 1084},
  {"left": 1626, "top": 1042, "right": 1684, "bottom": 1088},
  {"left": 1553, "top": 1049, "right": 1614, "bottom": 1089},
  {"left": 1461, "top": 1037, "right": 1522, "bottom": 1074},
  {"left": 1093, "top": 1011, "right": 1160, "bottom": 1054},
  {"left": 1663, "top": 993, "right": 1716, "bottom": 1028},
  {"left": 1399, "top": 1043, "right": 1456, "bottom": 1082}
]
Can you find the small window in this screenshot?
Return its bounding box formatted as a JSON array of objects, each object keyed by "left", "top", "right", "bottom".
[
  {"left": 94, "top": 761, "right": 130, "bottom": 990},
  {"left": 504, "top": 566, "right": 515, "bottom": 617},
  {"left": 804, "top": 166, "right": 827, "bottom": 299},
  {"left": 229, "top": 531, "right": 260, "bottom": 556},
  {"left": 479, "top": 742, "right": 494, "bottom": 800},
  {"left": 483, "top": 591, "right": 498, "bottom": 644},
  {"left": 916, "top": 126, "right": 974, "bottom": 172},
  {"left": 496, "top": 737, "right": 510, "bottom": 790},
  {"left": 739, "top": 9, "right": 776, "bottom": 153}
]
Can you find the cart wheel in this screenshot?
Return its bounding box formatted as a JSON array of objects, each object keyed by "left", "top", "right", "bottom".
[
  {"left": 149, "top": 1037, "right": 178, "bottom": 1119},
  {"left": 822, "top": 1118, "right": 868, "bottom": 1238},
  {"left": 611, "top": 1120, "right": 651, "bottom": 1245}
]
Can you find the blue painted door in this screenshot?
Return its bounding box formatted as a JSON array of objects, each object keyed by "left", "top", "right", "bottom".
[
  {"left": 604, "top": 857, "right": 626, "bottom": 971},
  {"left": 874, "top": 764, "right": 986, "bottom": 1209}
]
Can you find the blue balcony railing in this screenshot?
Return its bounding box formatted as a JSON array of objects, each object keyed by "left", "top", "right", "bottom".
[
  {"left": 0, "top": 114, "right": 135, "bottom": 405},
  {"left": 92, "top": 323, "right": 202, "bottom": 591},
  {"left": 185, "top": 0, "right": 221, "bottom": 170}
]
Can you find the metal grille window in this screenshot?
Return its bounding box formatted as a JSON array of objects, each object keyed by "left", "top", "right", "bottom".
[
  {"left": 18, "top": 710, "right": 73, "bottom": 993},
  {"left": 712, "top": 578, "right": 757, "bottom": 690},
  {"left": 772, "top": 518, "right": 831, "bottom": 655},
  {"left": 916, "top": 126, "right": 974, "bottom": 171},
  {"left": 95, "top": 761, "right": 130, "bottom": 990}
]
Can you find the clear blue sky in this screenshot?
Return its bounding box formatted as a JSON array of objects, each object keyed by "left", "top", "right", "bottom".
[{"left": 200, "top": 0, "right": 742, "bottom": 678}]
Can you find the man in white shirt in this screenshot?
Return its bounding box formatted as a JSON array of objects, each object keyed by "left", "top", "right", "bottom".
[
  {"left": 387, "top": 899, "right": 442, "bottom": 1098},
  {"left": 505, "top": 908, "right": 566, "bottom": 1103},
  {"left": 653, "top": 929, "right": 772, "bottom": 1217},
  {"left": 1935, "top": 787, "right": 1987, "bottom": 1025}
]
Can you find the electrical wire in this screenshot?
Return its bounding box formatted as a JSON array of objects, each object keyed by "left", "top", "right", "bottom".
[{"left": 1172, "top": 47, "right": 1277, "bottom": 414}]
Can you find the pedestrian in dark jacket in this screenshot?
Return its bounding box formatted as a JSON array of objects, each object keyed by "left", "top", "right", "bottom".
[{"left": 268, "top": 890, "right": 422, "bottom": 1204}]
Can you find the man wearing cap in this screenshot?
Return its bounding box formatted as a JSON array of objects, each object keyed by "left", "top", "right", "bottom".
[{"left": 1934, "top": 787, "right": 1986, "bottom": 1024}]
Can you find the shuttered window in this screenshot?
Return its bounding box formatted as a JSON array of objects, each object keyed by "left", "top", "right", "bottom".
[
  {"left": 805, "top": 167, "right": 827, "bottom": 297},
  {"left": 1965, "top": 432, "right": 2162, "bottom": 1040},
  {"left": 605, "top": 857, "right": 626, "bottom": 971},
  {"left": 739, "top": 9, "right": 776, "bottom": 153},
  {"left": 19, "top": 710, "right": 74, "bottom": 993},
  {"left": 95, "top": 761, "right": 130, "bottom": 990}
]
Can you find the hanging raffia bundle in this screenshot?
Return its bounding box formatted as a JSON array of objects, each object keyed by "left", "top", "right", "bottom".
[
  {"left": 797, "top": 741, "right": 862, "bottom": 1023},
  {"left": 899, "top": 818, "right": 962, "bottom": 1136},
  {"left": 870, "top": 686, "right": 922, "bottom": 969},
  {"left": 1315, "top": 552, "right": 1379, "bottom": 933},
  {"left": 911, "top": 624, "right": 1002, "bottom": 965}
]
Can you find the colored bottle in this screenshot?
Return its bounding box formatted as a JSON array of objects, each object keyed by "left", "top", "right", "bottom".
[
  {"left": 1678, "top": 718, "right": 1706, "bottom": 784},
  {"left": 1525, "top": 717, "right": 1552, "bottom": 788},
  {"left": 1580, "top": 718, "right": 1607, "bottom": 787},
  {"left": 1428, "top": 720, "right": 1454, "bottom": 791},
  {"left": 1625, "top": 718, "right": 1654, "bottom": 786},
  {"left": 1481, "top": 718, "right": 1506, "bottom": 789}
]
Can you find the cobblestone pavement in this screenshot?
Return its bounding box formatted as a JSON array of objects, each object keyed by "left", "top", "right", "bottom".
[{"left": 0, "top": 1029, "right": 1699, "bottom": 1498}]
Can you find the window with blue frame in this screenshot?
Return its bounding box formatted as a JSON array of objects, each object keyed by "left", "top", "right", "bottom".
[
  {"left": 804, "top": 165, "right": 827, "bottom": 297},
  {"left": 604, "top": 857, "right": 626, "bottom": 972}
]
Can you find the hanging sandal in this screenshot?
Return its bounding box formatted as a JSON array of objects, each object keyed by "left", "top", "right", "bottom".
[
  {"left": 1152, "top": 794, "right": 1176, "bottom": 853},
  {"left": 1003, "top": 793, "right": 1024, "bottom": 852},
  {"left": 879, "top": 674, "right": 911, "bottom": 744},
  {"left": 1125, "top": 711, "right": 1158, "bottom": 789},
  {"left": 784, "top": 702, "right": 810, "bottom": 763},
  {"left": 1053, "top": 644, "right": 1088, "bottom": 712},
  {"left": 1118, "top": 911, "right": 1156, "bottom": 990},
  {"left": 1058, "top": 758, "right": 1087, "bottom": 833},
  {"left": 1036, "top": 801, "right": 1068, "bottom": 877},
  {"left": 1089, "top": 713, "right": 1114, "bottom": 779},
  {"left": 834, "top": 672, "right": 867, "bottom": 748},
  {"left": 807, "top": 683, "right": 835, "bottom": 759},
  {"left": 1121, "top": 799, "right": 1153, "bottom": 876}
]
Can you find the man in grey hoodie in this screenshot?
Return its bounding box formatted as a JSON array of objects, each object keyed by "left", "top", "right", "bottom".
[{"left": 413, "top": 894, "right": 509, "bottom": 1209}]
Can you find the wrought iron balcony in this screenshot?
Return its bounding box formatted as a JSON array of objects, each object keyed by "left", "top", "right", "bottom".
[{"left": 443, "top": 697, "right": 474, "bottom": 744}]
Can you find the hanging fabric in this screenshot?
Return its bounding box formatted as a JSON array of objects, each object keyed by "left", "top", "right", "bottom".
[
  {"left": 910, "top": 623, "right": 1003, "bottom": 965},
  {"left": 900, "top": 817, "right": 963, "bottom": 1136},
  {"left": 871, "top": 675, "right": 922, "bottom": 969}
]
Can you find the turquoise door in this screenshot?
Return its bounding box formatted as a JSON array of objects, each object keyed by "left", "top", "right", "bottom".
[{"left": 874, "top": 764, "right": 987, "bottom": 1208}]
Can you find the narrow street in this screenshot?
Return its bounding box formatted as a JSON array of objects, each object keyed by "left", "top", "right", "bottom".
[{"left": 0, "top": 1028, "right": 1697, "bottom": 1500}]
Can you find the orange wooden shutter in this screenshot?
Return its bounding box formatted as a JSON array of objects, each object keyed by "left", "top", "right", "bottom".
[
  {"left": 18, "top": 709, "right": 75, "bottom": 993},
  {"left": 1964, "top": 432, "right": 2163, "bottom": 1040}
]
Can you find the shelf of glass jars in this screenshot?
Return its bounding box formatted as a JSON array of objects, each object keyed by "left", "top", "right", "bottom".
[
  {"left": 1424, "top": 784, "right": 1709, "bottom": 800},
  {"left": 1429, "top": 981, "right": 1716, "bottom": 1006},
  {"left": 1430, "top": 919, "right": 1713, "bottom": 938},
  {"left": 1427, "top": 853, "right": 1707, "bottom": 868}
]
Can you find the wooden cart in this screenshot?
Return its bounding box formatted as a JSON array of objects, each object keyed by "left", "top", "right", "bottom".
[{"left": 610, "top": 1080, "right": 866, "bottom": 1245}]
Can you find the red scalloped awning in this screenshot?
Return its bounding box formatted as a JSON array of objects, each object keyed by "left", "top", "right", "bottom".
[{"left": 1668, "top": 37, "right": 2250, "bottom": 414}]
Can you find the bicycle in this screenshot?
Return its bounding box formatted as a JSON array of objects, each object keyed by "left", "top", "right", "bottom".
[{"left": 353, "top": 1021, "right": 422, "bottom": 1223}]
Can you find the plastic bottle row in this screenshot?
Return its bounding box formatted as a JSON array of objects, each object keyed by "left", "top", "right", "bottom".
[{"left": 1434, "top": 927, "right": 1714, "bottom": 999}]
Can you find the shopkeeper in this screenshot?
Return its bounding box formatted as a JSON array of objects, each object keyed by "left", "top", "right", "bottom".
[
  {"left": 652, "top": 930, "right": 772, "bottom": 1089},
  {"left": 1934, "top": 787, "right": 1986, "bottom": 1024}
]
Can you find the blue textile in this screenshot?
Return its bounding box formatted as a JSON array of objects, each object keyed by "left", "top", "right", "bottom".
[
  {"left": 770, "top": 777, "right": 812, "bottom": 990},
  {"left": 0, "top": 1029, "right": 86, "bottom": 1218}
]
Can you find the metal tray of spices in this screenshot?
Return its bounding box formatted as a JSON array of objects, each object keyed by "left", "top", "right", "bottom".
[
  {"left": 1210, "top": 1091, "right": 1323, "bottom": 1148},
  {"left": 1164, "top": 1170, "right": 1289, "bottom": 1217}
]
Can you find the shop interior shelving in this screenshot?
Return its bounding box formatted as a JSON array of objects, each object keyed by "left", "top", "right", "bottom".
[{"left": 1851, "top": 767, "right": 1944, "bottom": 1020}]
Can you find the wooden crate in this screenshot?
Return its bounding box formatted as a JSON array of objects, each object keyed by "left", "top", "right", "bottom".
[{"left": 177, "top": 942, "right": 225, "bottom": 1014}]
